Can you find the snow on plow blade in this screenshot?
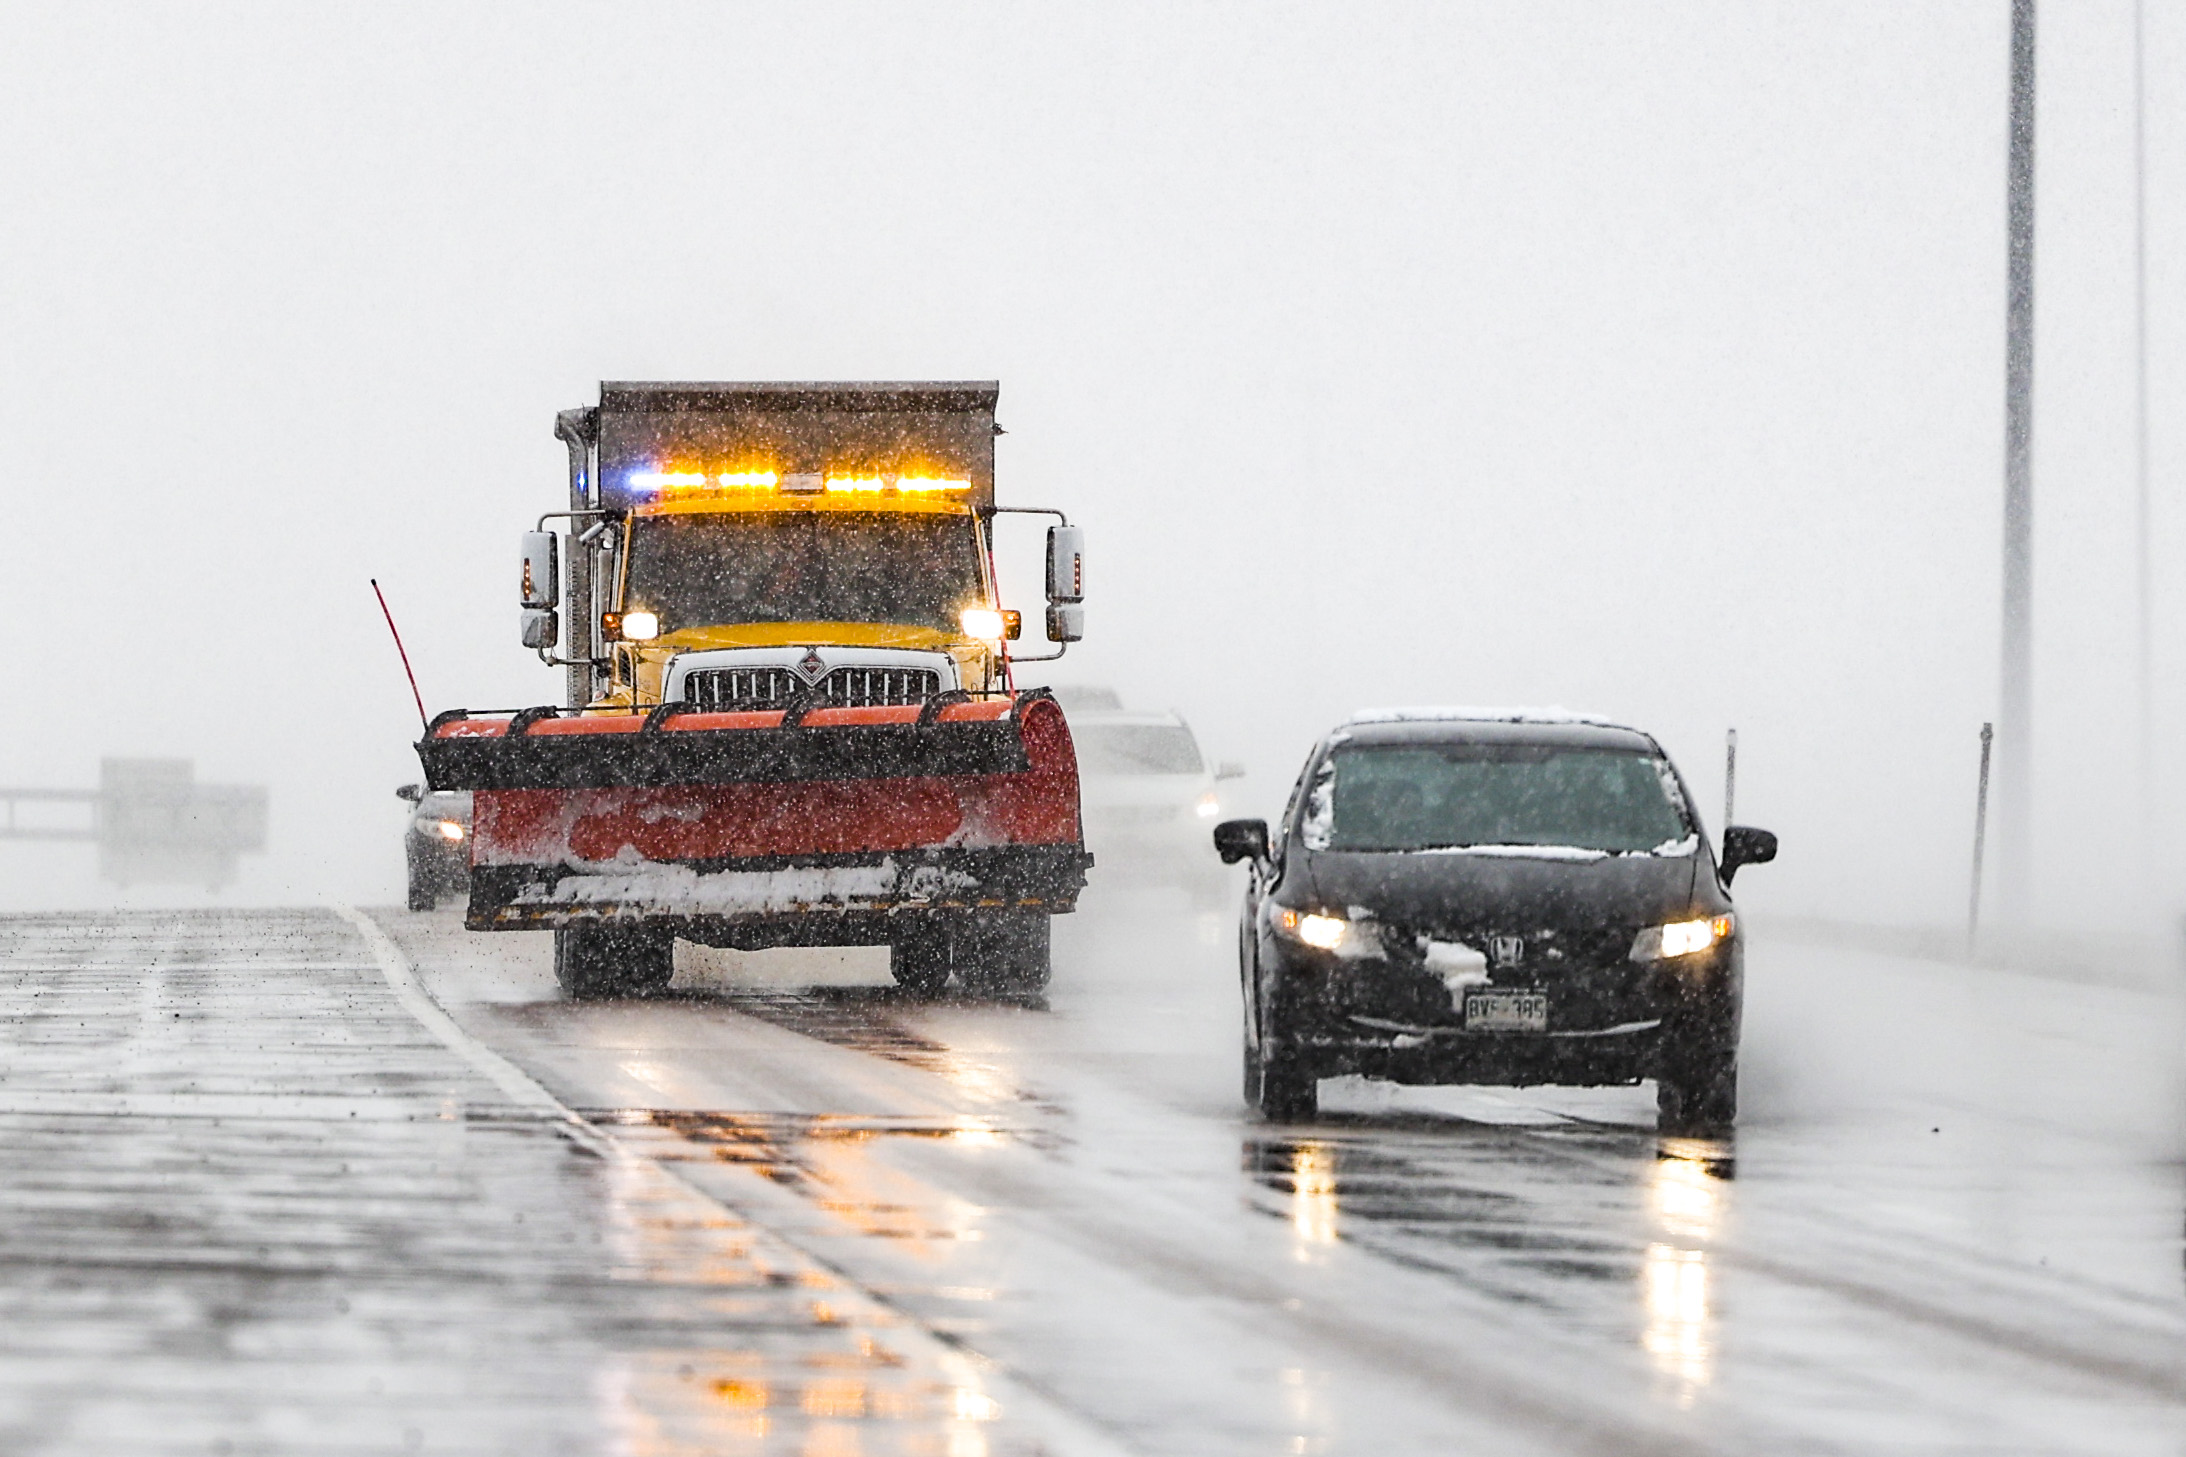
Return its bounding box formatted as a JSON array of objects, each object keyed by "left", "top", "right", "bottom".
[{"left": 415, "top": 691, "right": 1090, "bottom": 930}]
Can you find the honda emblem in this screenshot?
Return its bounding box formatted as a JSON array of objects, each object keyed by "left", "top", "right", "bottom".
[{"left": 1490, "top": 935, "right": 1524, "bottom": 966}]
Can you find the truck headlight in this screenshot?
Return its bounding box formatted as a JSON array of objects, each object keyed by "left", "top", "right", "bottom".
[
  {"left": 1275, "top": 908, "right": 1348, "bottom": 950},
  {"left": 959, "top": 607, "right": 1005, "bottom": 643},
  {"left": 621, "top": 610, "right": 660, "bottom": 642},
  {"left": 1631, "top": 913, "right": 1733, "bottom": 962}
]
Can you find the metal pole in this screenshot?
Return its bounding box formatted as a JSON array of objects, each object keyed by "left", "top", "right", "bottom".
[
  {"left": 1723, "top": 727, "right": 1738, "bottom": 830},
  {"left": 1998, "top": 0, "right": 2037, "bottom": 917},
  {"left": 2132, "top": 0, "right": 2153, "bottom": 854},
  {"left": 1970, "top": 722, "right": 1996, "bottom": 953}
]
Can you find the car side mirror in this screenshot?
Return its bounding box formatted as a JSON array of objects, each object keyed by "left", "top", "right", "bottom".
[
  {"left": 1720, "top": 825, "right": 1778, "bottom": 885},
  {"left": 1214, "top": 761, "right": 1246, "bottom": 782},
  {"left": 1213, "top": 818, "right": 1269, "bottom": 866},
  {"left": 396, "top": 784, "right": 423, "bottom": 803}
]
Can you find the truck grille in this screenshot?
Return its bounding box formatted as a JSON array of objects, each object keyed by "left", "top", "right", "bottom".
[{"left": 683, "top": 666, "right": 942, "bottom": 712}]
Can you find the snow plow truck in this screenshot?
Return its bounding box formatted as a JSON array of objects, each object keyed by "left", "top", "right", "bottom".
[{"left": 416, "top": 382, "right": 1090, "bottom": 999}]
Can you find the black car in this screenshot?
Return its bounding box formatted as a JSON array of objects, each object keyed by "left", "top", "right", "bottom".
[
  {"left": 1214, "top": 711, "right": 1775, "bottom": 1133},
  {"left": 396, "top": 784, "right": 472, "bottom": 911}
]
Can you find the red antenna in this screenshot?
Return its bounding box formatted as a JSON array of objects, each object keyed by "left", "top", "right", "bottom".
[{"left": 371, "top": 579, "right": 429, "bottom": 730}]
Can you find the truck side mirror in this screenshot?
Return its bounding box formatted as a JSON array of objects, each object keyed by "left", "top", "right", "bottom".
[
  {"left": 1213, "top": 818, "right": 1269, "bottom": 865},
  {"left": 520, "top": 531, "right": 559, "bottom": 609},
  {"left": 1719, "top": 825, "right": 1778, "bottom": 885},
  {"left": 520, "top": 607, "right": 558, "bottom": 651},
  {"left": 1045, "top": 603, "right": 1085, "bottom": 643},
  {"left": 396, "top": 784, "right": 423, "bottom": 803},
  {"left": 1046, "top": 525, "right": 1085, "bottom": 604}
]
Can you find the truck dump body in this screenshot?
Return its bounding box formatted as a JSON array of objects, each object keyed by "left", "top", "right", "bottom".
[{"left": 421, "top": 692, "right": 1087, "bottom": 931}]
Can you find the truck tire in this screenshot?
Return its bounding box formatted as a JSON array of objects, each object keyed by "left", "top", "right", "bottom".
[
  {"left": 889, "top": 923, "right": 952, "bottom": 997},
  {"left": 956, "top": 912, "right": 1051, "bottom": 1002},
  {"left": 555, "top": 925, "right": 674, "bottom": 1000},
  {"left": 1244, "top": 1019, "right": 1317, "bottom": 1121},
  {"left": 1656, "top": 1042, "right": 1738, "bottom": 1134}
]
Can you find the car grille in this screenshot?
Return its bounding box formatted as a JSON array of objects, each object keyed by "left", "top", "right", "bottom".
[{"left": 683, "top": 666, "right": 942, "bottom": 712}]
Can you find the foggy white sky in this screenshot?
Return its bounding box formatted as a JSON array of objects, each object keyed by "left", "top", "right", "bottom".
[{"left": 0, "top": 1, "right": 2177, "bottom": 928}]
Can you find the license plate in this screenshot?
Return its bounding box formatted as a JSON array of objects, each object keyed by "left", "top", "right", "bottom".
[{"left": 1464, "top": 991, "right": 1548, "bottom": 1032}]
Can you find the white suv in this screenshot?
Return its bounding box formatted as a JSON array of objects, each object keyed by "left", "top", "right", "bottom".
[{"left": 1054, "top": 690, "right": 1239, "bottom": 903}]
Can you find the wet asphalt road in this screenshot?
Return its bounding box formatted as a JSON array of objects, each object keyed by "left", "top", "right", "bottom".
[{"left": 1, "top": 895, "right": 2183, "bottom": 1454}]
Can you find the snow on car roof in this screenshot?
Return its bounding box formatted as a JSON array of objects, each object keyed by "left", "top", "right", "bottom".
[{"left": 1347, "top": 706, "right": 1631, "bottom": 730}]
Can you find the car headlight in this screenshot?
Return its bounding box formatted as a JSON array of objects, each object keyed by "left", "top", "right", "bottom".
[
  {"left": 1631, "top": 913, "right": 1733, "bottom": 962},
  {"left": 1274, "top": 907, "right": 1348, "bottom": 950},
  {"left": 1195, "top": 791, "right": 1220, "bottom": 819},
  {"left": 436, "top": 820, "right": 466, "bottom": 842}
]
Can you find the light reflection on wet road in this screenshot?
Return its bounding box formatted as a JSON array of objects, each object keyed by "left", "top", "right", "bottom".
[
  {"left": 1, "top": 896, "right": 2180, "bottom": 1453},
  {"left": 387, "top": 889, "right": 2186, "bottom": 1454}
]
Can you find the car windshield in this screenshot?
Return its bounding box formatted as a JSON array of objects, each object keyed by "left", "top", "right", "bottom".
[
  {"left": 1075, "top": 724, "right": 1204, "bottom": 775},
  {"left": 624, "top": 511, "right": 985, "bottom": 633},
  {"left": 1303, "top": 744, "right": 1689, "bottom": 854}
]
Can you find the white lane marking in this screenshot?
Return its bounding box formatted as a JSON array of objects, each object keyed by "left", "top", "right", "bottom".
[
  {"left": 332, "top": 905, "right": 1139, "bottom": 1457},
  {"left": 333, "top": 906, "right": 612, "bottom": 1156}
]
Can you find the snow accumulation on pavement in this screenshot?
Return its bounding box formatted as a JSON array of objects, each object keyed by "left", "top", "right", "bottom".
[{"left": 510, "top": 854, "right": 980, "bottom": 915}]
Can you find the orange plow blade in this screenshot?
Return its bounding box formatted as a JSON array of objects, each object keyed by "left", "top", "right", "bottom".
[{"left": 415, "top": 691, "right": 1090, "bottom": 931}]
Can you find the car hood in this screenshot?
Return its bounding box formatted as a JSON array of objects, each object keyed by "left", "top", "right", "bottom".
[
  {"left": 1079, "top": 773, "right": 1211, "bottom": 810},
  {"left": 1297, "top": 846, "right": 1703, "bottom": 933}
]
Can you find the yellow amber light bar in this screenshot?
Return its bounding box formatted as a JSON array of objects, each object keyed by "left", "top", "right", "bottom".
[
  {"left": 629, "top": 470, "right": 780, "bottom": 493},
  {"left": 825, "top": 474, "right": 973, "bottom": 495}
]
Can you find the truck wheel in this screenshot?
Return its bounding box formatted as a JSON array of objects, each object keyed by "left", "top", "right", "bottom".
[
  {"left": 957, "top": 913, "right": 1051, "bottom": 1002},
  {"left": 1656, "top": 1043, "right": 1738, "bottom": 1134},
  {"left": 889, "top": 923, "right": 952, "bottom": 997},
  {"left": 555, "top": 925, "right": 674, "bottom": 1000}
]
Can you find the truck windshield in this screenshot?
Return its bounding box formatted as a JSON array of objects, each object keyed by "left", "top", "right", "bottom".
[
  {"left": 1304, "top": 745, "right": 1690, "bottom": 854},
  {"left": 623, "top": 511, "right": 986, "bottom": 633}
]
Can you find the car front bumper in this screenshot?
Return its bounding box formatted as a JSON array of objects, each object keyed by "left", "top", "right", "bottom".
[{"left": 1258, "top": 933, "right": 1740, "bottom": 1088}]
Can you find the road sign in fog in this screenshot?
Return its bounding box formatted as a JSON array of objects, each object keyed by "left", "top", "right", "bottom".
[{"left": 0, "top": 760, "right": 268, "bottom": 890}]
